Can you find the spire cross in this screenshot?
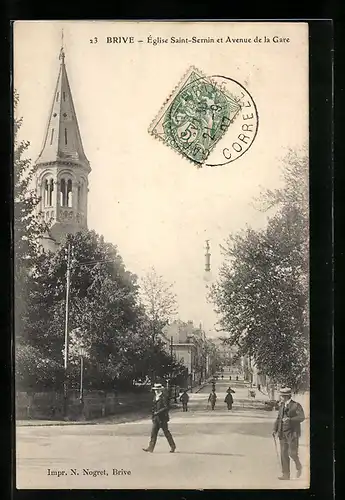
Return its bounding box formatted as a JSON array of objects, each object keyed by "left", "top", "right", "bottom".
[{"left": 59, "top": 29, "right": 65, "bottom": 62}]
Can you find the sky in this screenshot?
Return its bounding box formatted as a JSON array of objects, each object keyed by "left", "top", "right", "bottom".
[{"left": 13, "top": 21, "right": 308, "bottom": 336}]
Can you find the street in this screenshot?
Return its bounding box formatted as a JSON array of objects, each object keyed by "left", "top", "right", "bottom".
[{"left": 16, "top": 379, "right": 310, "bottom": 489}]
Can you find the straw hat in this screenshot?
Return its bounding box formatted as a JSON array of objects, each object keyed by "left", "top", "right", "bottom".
[
  {"left": 151, "top": 383, "right": 165, "bottom": 391},
  {"left": 279, "top": 387, "right": 292, "bottom": 396}
]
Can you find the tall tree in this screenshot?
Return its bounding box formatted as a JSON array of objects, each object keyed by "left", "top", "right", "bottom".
[
  {"left": 140, "top": 267, "right": 178, "bottom": 343},
  {"left": 211, "top": 150, "right": 309, "bottom": 390},
  {"left": 14, "top": 90, "right": 47, "bottom": 343},
  {"left": 25, "top": 231, "right": 136, "bottom": 382},
  {"left": 14, "top": 91, "right": 47, "bottom": 273},
  {"left": 139, "top": 267, "right": 178, "bottom": 383}
]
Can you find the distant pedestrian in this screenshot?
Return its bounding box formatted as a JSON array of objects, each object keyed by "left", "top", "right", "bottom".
[
  {"left": 224, "top": 392, "right": 233, "bottom": 410},
  {"left": 221, "top": 374, "right": 224, "bottom": 380},
  {"left": 179, "top": 390, "right": 189, "bottom": 412},
  {"left": 273, "top": 387, "right": 305, "bottom": 480},
  {"left": 236, "top": 376, "right": 238, "bottom": 381},
  {"left": 208, "top": 389, "right": 217, "bottom": 410},
  {"left": 229, "top": 375, "right": 232, "bottom": 381},
  {"left": 248, "top": 388, "right": 256, "bottom": 398},
  {"left": 143, "top": 383, "right": 176, "bottom": 453}
]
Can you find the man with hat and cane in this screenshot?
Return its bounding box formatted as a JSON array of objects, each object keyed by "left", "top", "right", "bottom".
[
  {"left": 272, "top": 387, "right": 305, "bottom": 480},
  {"left": 143, "top": 383, "right": 176, "bottom": 453}
]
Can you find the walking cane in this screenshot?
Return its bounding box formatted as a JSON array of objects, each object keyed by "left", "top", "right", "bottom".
[{"left": 273, "top": 433, "right": 281, "bottom": 468}]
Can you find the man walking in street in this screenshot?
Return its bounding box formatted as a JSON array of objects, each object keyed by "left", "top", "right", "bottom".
[
  {"left": 208, "top": 389, "right": 217, "bottom": 410},
  {"left": 143, "top": 383, "right": 176, "bottom": 453},
  {"left": 224, "top": 391, "right": 233, "bottom": 410},
  {"left": 179, "top": 390, "right": 189, "bottom": 412},
  {"left": 272, "top": 387, "right": 305, "bottom": 480}
]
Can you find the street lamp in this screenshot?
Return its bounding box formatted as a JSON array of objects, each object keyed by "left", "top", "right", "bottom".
[{"left": 79, "top": 346, "right": 87, "bottom": 418}]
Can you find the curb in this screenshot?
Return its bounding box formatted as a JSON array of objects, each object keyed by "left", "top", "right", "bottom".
[
  {"left": 17, "top": 406, "right": 153, "bottom": 427},
  {"left": 195, "top": 384, "right": 208, "bottom": 393},
  {"left": 17, "top": 420, "right": 99, "bottom": 427},
  {"left": 17, "top": 402, "right": 182, "bottom": 427}
]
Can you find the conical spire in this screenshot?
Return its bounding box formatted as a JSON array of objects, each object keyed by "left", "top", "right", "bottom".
[{"left": 36, "top": 40, "right": 90, "bottom": 169}]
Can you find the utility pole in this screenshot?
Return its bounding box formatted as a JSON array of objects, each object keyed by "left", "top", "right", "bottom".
[
  {"left": 205, "top": 240, "right": 211, "bottom": 272},
  {"left": 63, "top": 242, "right": 73, "bottom": 418},
  {"left": 151, "top": 325, "right": 156, "bottom": 385},
  {"left": 79, "top": 346, "right": 86, "bottom": 420},
  {"left": 169, "top": 336, "right": 176, "bottom": 401}
]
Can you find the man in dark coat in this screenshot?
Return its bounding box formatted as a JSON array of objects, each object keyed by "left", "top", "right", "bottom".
[
  {"left": 224, "top": 392, "right": 233, "bottom": 410},
  {"left": 179, "top": 390, "right": 189, "bottom": 412},
  {"left": 273, "top": 387, "right": 305, "bottom": 480},
  {"left": 143, "top": 383, "right": 176, "bottom": 453}
]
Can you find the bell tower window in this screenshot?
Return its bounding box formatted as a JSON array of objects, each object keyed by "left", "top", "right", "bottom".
[
  {"left": 43, "top": 178, "right": 54, "bottom": 207},
  {"left": 60, "top": 178, "right": 66, "bottom": 207},
  {"left": 48, "top": 179, "right": 54, "bottom": 206},
  {"left": 60, "top": 178, "right": 73, "bottom": 208},
  {"left": 65, "top": 128, "right": 68, "bottom": 145},
  {"left": 50, "top": 128, "right": 54, "bottom": 145},
  {"left": 44, "top": 180, "right": 48, "bottom": 206},
  {"left": 67, "top": 179, "right": 73, "bottom": 207},
  {"left": 56, "top": 92, "right": 59, "bottom": 102}
]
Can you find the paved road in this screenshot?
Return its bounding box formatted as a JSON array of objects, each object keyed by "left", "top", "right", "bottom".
[{"left": 16, "top": 380, "right": 310, "bottom": 490}]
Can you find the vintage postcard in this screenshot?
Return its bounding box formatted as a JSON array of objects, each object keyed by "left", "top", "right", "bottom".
[{"left": 14, "top": 21, "right": 309, "bottom": 489}]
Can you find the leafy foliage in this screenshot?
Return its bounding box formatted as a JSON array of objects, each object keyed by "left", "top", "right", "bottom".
[
  {"left": 211, "top": 150, "right": 309, "bottom": 390},
  {"left": 14, "top": 91, "right": 54, "bottom": 390},
  {"left": 22, "top": 231, "right": 180, "bottom": 390},
  {"left": 16, "top": 344, "right": 64, "bottom": 391},
  {"left": 14, "top": 91, "right": 47, "bottom": 279},
  {"left": 140, "top": 267, "right": 178, "bottom": 342}
]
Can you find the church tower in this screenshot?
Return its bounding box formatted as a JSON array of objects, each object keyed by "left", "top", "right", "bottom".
[{"left": 36, "top": 42, "right": 91, "bottom": 252}]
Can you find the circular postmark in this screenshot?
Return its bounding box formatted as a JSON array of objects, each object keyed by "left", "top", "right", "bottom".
[
  {"left": 205, "top": 76, "right": 259, "bottom": 167},
  {"left": 163, "top": 71, "right": 258, "bottom": 167}
]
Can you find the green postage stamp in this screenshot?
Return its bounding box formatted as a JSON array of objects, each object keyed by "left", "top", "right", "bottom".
[{"left": 149, "top": 66, "right": 245, "bottom": 166}]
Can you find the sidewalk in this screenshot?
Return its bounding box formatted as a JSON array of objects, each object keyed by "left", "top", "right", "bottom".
[
  {"left": 16, "top": 406, "right": 150, "bottom": 427},
  {"left": 193, "top": 382, "right": 208, "bottom": 393},
  {"left": 16, "top": 399, "right": 181, "bottom": 427}
]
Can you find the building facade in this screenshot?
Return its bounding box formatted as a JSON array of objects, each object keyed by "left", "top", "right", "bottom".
[
  {"left": 171, "top": 343, "right": 196, "bottom": 382},
  {"left": 36, "top": 47, "right": 90, "bottom": 252},
  {"left": 164, "top": 320, "right": 212, "bottom": 387}
]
